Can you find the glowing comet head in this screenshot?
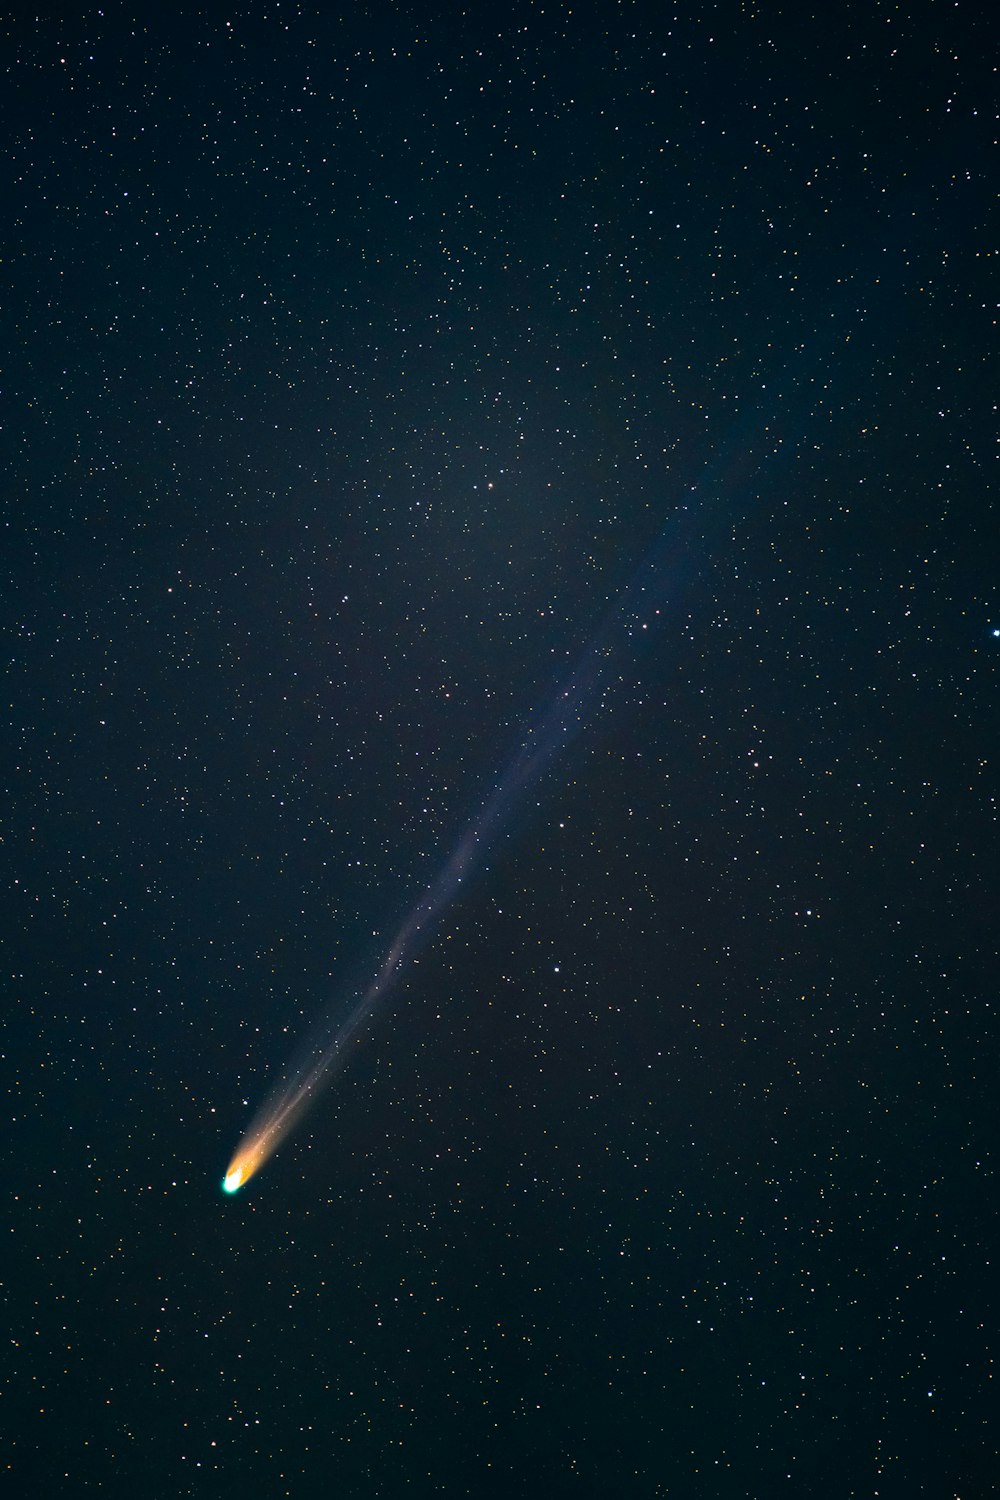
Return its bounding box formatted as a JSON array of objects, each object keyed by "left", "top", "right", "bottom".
[{"left": 222, "top": 1165, "right": 246, "bottom": 1194}]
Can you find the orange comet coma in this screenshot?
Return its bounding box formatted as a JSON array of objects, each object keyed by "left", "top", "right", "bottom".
[{"left": 221, "top": 1135, "right": 270, "bottom": 1193}]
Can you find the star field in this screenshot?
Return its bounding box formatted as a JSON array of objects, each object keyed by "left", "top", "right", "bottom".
[{"left": 3, "top": 3, "right": 997, "bottom": 1496}]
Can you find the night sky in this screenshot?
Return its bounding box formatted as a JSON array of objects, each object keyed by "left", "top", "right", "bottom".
[{"left": 4, "top": 3, "right": 997, "bottom": 1496}]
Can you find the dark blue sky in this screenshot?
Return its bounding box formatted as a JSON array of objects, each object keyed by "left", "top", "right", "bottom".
[{"left": 3, "top": 3, "right": 996, "bottom": 1495}]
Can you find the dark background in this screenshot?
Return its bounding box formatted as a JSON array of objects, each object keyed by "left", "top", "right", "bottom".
[{"left": 3, "top": 3, "right": 996, "bottom": 1495}]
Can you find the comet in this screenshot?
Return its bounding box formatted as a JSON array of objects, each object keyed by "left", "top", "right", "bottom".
[{"left": 215, "top": 249, "right": 922, "bottom": 1194}]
